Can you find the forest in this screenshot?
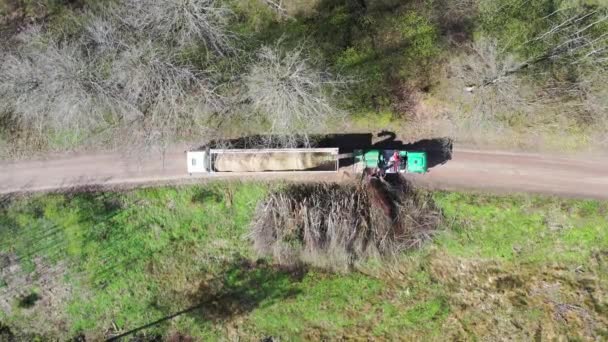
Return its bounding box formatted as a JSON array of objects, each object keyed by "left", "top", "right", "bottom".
[{"left": 1, "top": 0, "right": 606, "bottom": 157}]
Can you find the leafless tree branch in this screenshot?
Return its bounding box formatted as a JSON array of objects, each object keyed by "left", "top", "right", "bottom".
[
  {"left": 470, "top": 6, "right": 608, "bottom": 89},
  {"left": 119, "top": 0, "right": 235, "bottom": 54},
  {"left": 243, "top": 42, "right": 344, "bottom": 145}
]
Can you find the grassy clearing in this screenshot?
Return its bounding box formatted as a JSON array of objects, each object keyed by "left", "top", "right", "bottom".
[
  {"left": 0, "top": 183, "right": 268, "bottom": 340},
  {"left": 0, "top": 183, "right": 606, "bottom": 340},
  {"left": 434, "top": 192, "right": 608, "bottom": 263}
]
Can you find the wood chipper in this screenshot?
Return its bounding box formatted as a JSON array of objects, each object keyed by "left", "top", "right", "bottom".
[{"left": 353, "top": 149, "right": 428, "bottom": 174}]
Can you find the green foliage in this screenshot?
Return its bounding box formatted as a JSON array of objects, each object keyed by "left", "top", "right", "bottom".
[
  {"left": 433, "top": 192, "right": 608, "bottom": 264},
  {"left": 245, "top": 270, "right": 450, "bottom": 340},
  {"left": 247, "top": 273, "right": 384, "bottom": 337},
  {"left": 478, "top": 0, "right": 608, "bottom": 64},
  {"left": 229, "top": 0, "right": 277, "bottom": 35},
  {"left": 0, "top": 183, "right": 446, "bottom": 339},
  {"left": 403, "top": 297, "right": 449, "bottom": 325},
  {"left": 396, "top": 12, "right": 441, "bottom": 64},
  {"left": 304, "top": 3, "right": 443, "bottom": 111},
  {"left": 335, "top": 46, "right": 388, "bottom": 108},
  {"left": 0, "top": 0, "right": 93, "bottom": 38},
  {"left": 228, "top": 0, "right": 310, "bottom": 52}
]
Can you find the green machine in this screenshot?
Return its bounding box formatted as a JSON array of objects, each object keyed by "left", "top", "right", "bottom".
[{"left": 354, "top": 149, "right": 428, "bottom": 174}]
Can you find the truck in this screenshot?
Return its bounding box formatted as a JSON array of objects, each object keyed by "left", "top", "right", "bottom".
[
  {"left": 187, "top": 148, "right": 340, "bottom": 174},
  {"left": 187, "top": 147, "right": 427, "bottom": 175},
  {"left": 353, "top": 149, "right": 428, "bottom": 174}
]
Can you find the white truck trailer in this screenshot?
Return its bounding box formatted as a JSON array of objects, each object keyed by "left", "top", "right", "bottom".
[{"left": 187, "top": 148, "right": 340, "bottom": 174}]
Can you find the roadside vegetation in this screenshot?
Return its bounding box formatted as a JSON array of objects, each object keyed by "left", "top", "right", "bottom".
[
  {"left": 0, "top": 182, "right": 606, "bottom": 340},
  {"left": 1, "top": 2, "right": 606, "bottom": 340},
  {"left": 1, "top": 0, "right": 607, "bottom": 157},
  {"left": 251, "top": 180, "right": 442, "bottom": 270}
]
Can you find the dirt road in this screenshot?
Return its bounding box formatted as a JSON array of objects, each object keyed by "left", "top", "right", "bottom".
[
  {"left": 1, "top": 146, "right": 608, "bottom": 199},
  {"left": 408, "top": 148, "right": 608, "bottom": 200}
]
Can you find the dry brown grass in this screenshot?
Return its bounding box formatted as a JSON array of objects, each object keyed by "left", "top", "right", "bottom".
[
  {"left": 250, "top": 177, "right": 442, "bottom": 270},
  {"left": 0, "top": 253, "right": 73, "bottom": 339}
]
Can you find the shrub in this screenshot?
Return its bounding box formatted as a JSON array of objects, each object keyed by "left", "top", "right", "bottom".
[{"left": 250, "top": 178, "right": 442, "bottom": 270}]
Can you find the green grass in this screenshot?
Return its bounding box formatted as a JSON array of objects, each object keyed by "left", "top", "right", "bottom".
[
  {"left": 433, "top": 192, "right": 608, "bottom": 264},
  {"left": 0, "top": 184, "right": 606, "bottom": 340},
  {"left": 0, "top": 183, "right": 269, "bottom": 339}
]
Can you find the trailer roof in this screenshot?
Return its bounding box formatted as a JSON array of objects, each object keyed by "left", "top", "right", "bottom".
[{"left": 208, "top": 148, "right": 339, "bottom": 154}]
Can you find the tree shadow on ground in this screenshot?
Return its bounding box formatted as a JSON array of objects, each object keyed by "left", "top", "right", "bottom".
[
  {"left": 201, "top": 132, "right": 452, "bottom": 169},
  {"left": 0, "top": 194, "right": 14, "bottom": 210},
  {"left": 0, "top": 322, "right": 16, "bottom": 342},
  {"left": 106, "top": 259, "right": 307, "bottom": 341},
  {"left": 0, "top": 194, "right": 19, "bottom": 240},
  {"left": 0, "top": 189, "right": 126, "bottom": 284},
  {"left": 187, "top": 259, "right": 306, "bottom": 322}
]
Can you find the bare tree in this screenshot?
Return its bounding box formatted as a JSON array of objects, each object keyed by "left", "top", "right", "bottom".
[
  {"left": 108, "top": 40, "right": 224, "bottom": 148},
  {"left": 530, "top": 6, "right": 608, "bottom": 66},
  {"left": 440, "top": 0, "right": 478, "bottom": 19},
  {"left": 447, "top": 35, "right": 608, "bottom": 146},
  {"left": 0, "top": 17, "right": 225, "bottom": 154},
  {"left": 84, "top": 12, "right": 125, "bottom": 54},
  {"left": 243, "top": 43, "right": 344, "bottom": 144},
  {"left": 81, "top": 5, "right": 227, "bottom": 131},
  {"left": 471, "top": 4, "right": 608, "bottom": 88},
  {"left": 259, "top": 0, "right": 290, "bottom": 19},
  {"left": 578, "top": 69, "right": 608, "bottom": 141},
  {"left": 119, "top": 0, "right": 234, "bottom": 54},
  {"left": 449, "top": 38, "right": 536, "bottom": 122},
  {"left": 0, "top": 26, "right": 108, "bottom": 136}
]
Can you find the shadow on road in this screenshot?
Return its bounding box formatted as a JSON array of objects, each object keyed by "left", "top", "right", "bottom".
[{"left": 201, "top": 132, "right": 453, "bottom": 170}]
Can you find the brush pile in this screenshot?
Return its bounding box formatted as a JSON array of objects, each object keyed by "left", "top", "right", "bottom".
[{"left": 250, "top": 177, "right": 442, "bottom": 269}]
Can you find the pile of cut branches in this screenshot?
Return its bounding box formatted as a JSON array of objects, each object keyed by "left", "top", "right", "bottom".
[{"left": 250, "top": 177, "right": 442, "bottom": 269}]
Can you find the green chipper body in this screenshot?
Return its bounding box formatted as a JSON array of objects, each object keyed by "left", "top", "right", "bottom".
[{"left": 354, "top": 149, "right": 428, "bottom": 174}]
